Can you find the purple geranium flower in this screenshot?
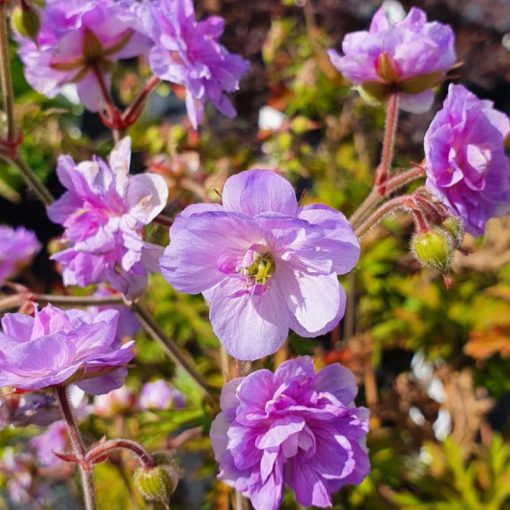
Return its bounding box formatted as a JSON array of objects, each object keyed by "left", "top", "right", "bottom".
[
  {"left": 125, "top": 0, "right": 249, "bottom": 128},
  {"left": 15, "top": 0, "right": 150, "bottom": 111},
  {"left": 0, "top": 304, "right": 134, "bottom": 395},
  {"left": 0, "top": 226, "right": 40, "bottom": 282},
  {"left": 328, "top": 6, "right": 456, "bottom": 113},
  {"left": 48, "top": 137, "right": 168, "bottom": 299},
  {"left": 425, "top": 84, "right": 510, "bottom": 236},
  {"left": 160, "top": 169, "right": 359, "bottom": 360},
  {"left": 210, "top": 357, "right": 370, "bottom": 510},
  {"left": 139, "top": 379, "right": 185, "bottom": 411}
]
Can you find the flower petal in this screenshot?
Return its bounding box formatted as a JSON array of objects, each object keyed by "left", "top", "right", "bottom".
[
  {"left": 222, "top": 169, "right": 298, "bottom": 217},
  {"left": 275, "top": 267, "right": 345, "bottom": 337},
  {"left": 208, "top": 278, "right": 290, "bottom": 360}
]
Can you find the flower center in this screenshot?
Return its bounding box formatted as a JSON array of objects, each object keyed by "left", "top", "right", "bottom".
[{"left": 242, "top": 252, "right": 275, "bottom": 286}]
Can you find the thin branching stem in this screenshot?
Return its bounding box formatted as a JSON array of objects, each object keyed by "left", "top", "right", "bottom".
[
  {"left": 55, "top": 386, "right": 96, "bottom": 510},
  {"left": 349, "top": 165, "right": 425, "bottom": 228},
  {"left": 0, "top": 2, "right": 15, "bottom": 141},
  {"left": 33, "top": 293, "right": 125, "bottom": 307},
  {"left": 0, "top": 5, "right": 54, "bottom": 205},
  {"left": 354, "top": 194, "right": 414, "bottom": 239},
  {"left": 131, "top": 301, "right": 219, "bottom": 403},
  {"left": 86, "top": 439, "right": 155, "bottom": 468}
]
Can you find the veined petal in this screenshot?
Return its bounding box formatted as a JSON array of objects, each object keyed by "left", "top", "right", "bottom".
[
  {"left": 208, "top": 278, "right": 290, "bottom": 360},
  {"left": 222, "top": 169, "right": 298, "bottom": 217},
  {"left": 275, "top": 266, "right": 345, "bottom": 337}
]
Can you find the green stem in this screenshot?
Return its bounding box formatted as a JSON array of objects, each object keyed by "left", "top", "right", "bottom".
[
  {"left": 0, "top": 2, "right": 15, "bottom": 142},
  {"left": 131, "top": 301, "right": 218, "bottom": 403},
  {"left": 0, "top": 6, "right": 54, "bottom": 205},
  {"left": 55, "top": 386, "right": 96, "bottom": 510},
  {"left": 1, "top": 155, "right": 54, "bottom": 205},
  {"left": 33, "top": 293, "right": 125, "bottom": 307}
]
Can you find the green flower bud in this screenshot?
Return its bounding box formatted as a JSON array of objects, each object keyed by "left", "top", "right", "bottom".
[
  {"left": 441, "top": 216, "right": 464, "bottom": 248},
  {"left": 11, "top": 6, "right": 41, "bottom": 41},
  {"left": 134, "top": 459, "right": 179, "bottom": 505},
  {"left": 411, "top": 228, "right": 453, "bottom": 273}
]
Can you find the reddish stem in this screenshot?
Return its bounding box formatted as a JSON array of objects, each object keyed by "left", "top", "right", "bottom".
[
  {"left": 354, "top": 194, "right": 414, "bottom": 238},
  {"left": 55, "top": 386, "right": 96, "bottom": 510},
  {"left": 349, "top": 165, "right": 424, "bottom": 228},
  {"left": 121, "top": 76, "right": 160, "bottom": 128},
  {"left": 153, "top": 214, "right": 173, "bottom": 228},
  {"left": 413, "top": 193, "right": 447, "bottom": 225},
  {"left": 410, "top": 209, "right": 429, "bottom": 233},
  {"left": 375, "top": 93, "right": 399, "bottom": 195},
  {"left": 91, "top": 64, "right": 122, "bottom": 141},
  {"left": 86, "top": 439, "right": 155, "bottom": 469}
]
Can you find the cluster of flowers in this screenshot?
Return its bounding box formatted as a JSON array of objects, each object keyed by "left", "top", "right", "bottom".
[
  {"left": 328, "top": 5, "right": 510, "bottom": 236},
  {"left": 2, "top": 2, "right": 510, "bottom": 509},
  {"left": 15, "top": 0, "right": 250, "bottom": 128}
]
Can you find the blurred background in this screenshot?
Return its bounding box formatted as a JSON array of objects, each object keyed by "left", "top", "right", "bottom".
[{"left": 1, "top": 0, "right": 510, "bottom": 508}]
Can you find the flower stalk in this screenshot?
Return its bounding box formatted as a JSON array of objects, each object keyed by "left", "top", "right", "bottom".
[
  {"left": 349, "top": 165, "right": 425, "bottom": 228},
  {"left": 375, "top": 93, "right": 399, "bottom": 195},
  {"left": 86, "top": 439, "right": 155, "bottom": 468},
  {"left": 0, "top": 2, "right": 16, "bottom": 143},
  {"left": 92, "top": 63, "right": 121, "bottom": 143},
  {"left": 121, "top": 75, "right": 160, "bottom": 127},
  {"left": 354, "top": 194, "right": 415, "bottom": 238},
  {"left": 55, "top": 385, "right": 96, "bottom": 510},
  {"left": 0, "top": 4, "right": 54, "bottom": 205},
  {"left": 33, "top": 293, "right": 125, "bottom": 307}
]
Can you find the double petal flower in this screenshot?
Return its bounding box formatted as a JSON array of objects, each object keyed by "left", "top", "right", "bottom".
[
  {"left": 328, "top": 6, "right": 456, "bottom": 113},
  {"left": 211, "top": 357, "right": 370, "bottom": 509},
  {"left": 425, "top": 84, "right": 510, "bottom": 235},
  {"left": 0, "top": 304, "right": 134, "bottom": 395},
  {"left": 16, "top": 0, "right": 151, "bottom": 111},
  {"left": 48, "top": 137, "right": 168, "bottom": 298}
]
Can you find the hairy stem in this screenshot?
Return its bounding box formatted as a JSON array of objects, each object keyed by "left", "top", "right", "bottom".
[
  {"left": 375, "top": 93, "right": 399, "bottom": 195},
  {"left": 354, "top": 195, "right": 414, "bottom": 239},
  {"left": 131, "top": 301, "right": 218, "bottom": 402},
  {"left": 122, "top": 75, "right": 160, "bottom": 127},
  {"left": 92, "top": 64, "right": 121, "bottom": 143},
  {"left": 86, "top": 439, "right": 155, "bottom": 468},
  {"left": 349, "top": 165, "right": 425, "bottom": 228},
  {"left": 0, "top": 2, "right": 15, "bottom": 141},
  {"left": 55, "top": 386, "right": 96, "bottom": 510}
]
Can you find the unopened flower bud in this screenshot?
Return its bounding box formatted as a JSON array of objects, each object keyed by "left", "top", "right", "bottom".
[
  {"left": 11, "top": 6, "right": 41, "bottom": 41},
  {"left": 134, "top": 458, "right": 179, "bottom": 505},
  {"left": 441, "top": 216, "right": 464, "bottom": 248},
  {"left": 411, "top": 228, "right": 453, "bottom": 272}
]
